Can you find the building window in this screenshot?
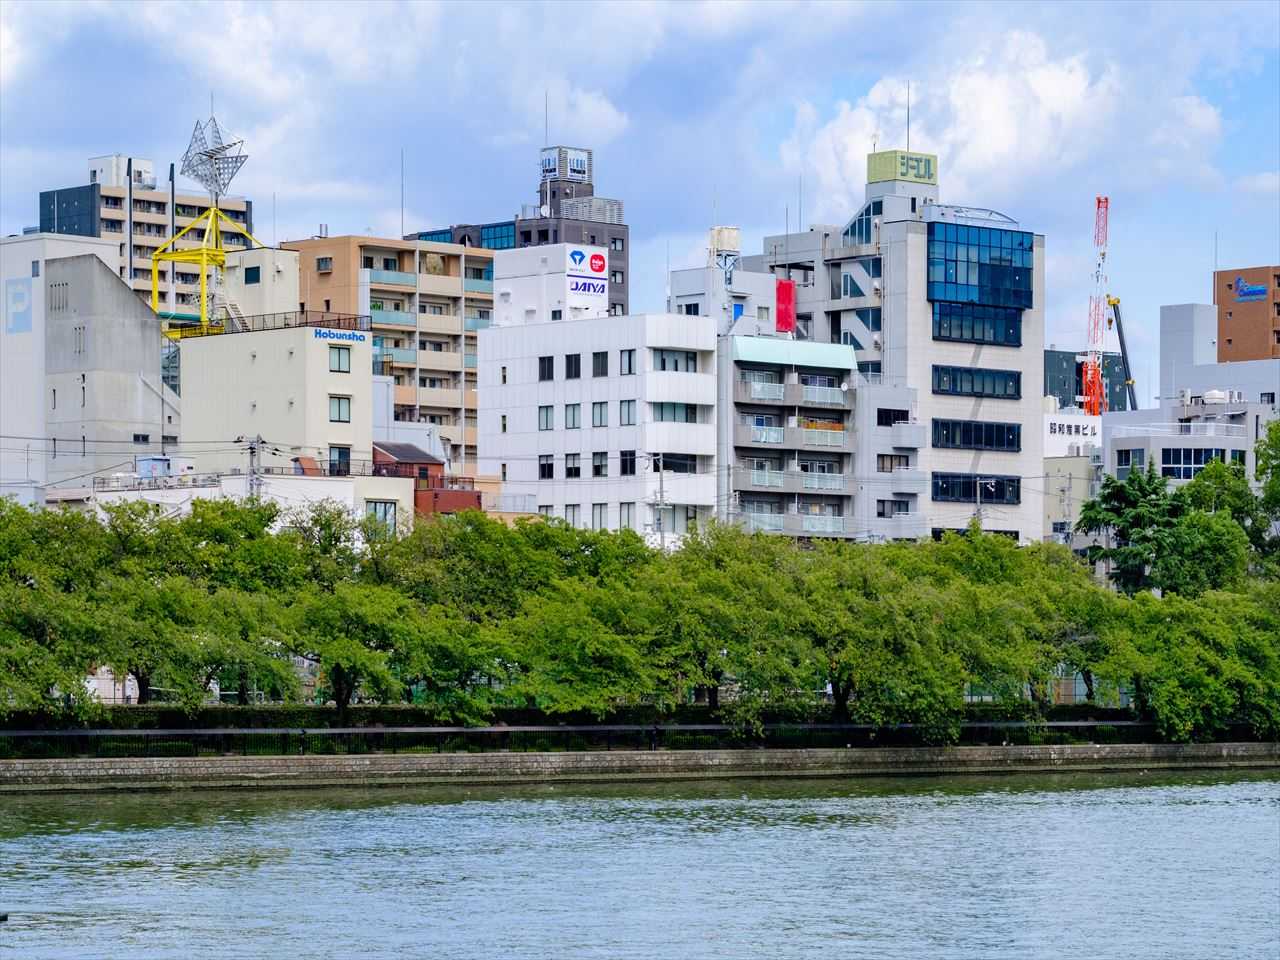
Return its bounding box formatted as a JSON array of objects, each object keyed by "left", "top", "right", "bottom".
[
  {"left": 538, "top": 454, "right": 554, "bottom": 479},
  {"left": 501, "top": 365, "right": 507, "bottom": 384},
  {"left": 564, "top": 504, "right": 581, "bottom": 527},
  {"left": 589, "top": 401, "right": 606, "bottom": 427},
  {"left": 565, "top": 353, "right": 581, "bottom": 379},
  {"left": 366, "top": 500, "right": 397, "bottom": 533},
  {"left": 619, "top": 399, "right": 636, "bottom": 426},
  {"left": 538, "top": 405, "right": 553, "bottom": 430},
  {"left": 593, "top": 351, "right": 608, "bottom": 377},
  {"left": 328, "top": 395, "right": 351, "bottom": 422},
  {"left": 619, "top": 501, "right": 635, "bottom": 530},
  {"left": 932, "top": 365, "right": 1021, "bottom": 399},
  {"left": 877, "top": 454, "right": 910, "bottom": 472},
  {"left": 538, "top": 356, "right": 554, "bottom": 381},
  {"left": 244, "top": 265, "right": 261, "bottom": 285},
  {"left": 1160, "top": 447, "right": 1232, "bottom": 480},
  {"left": 592, "top": 503, "right": 608, "bottom": 530},
  {"left": 620, "top": 349, "right": 636, "bottom": 375},
  {"left": 931, "top": 473, "right": 1021, "bottom": 504},
  {"left": 565, "top": 453, "right": 581, "bottom": 478},
  {"left": 500, "top": 463, "right": 508, "bottom": 481},
  {"left": 620, "top": 450, "right": 636, "bottom": 476},
  {"left": 551, "top": 309, "right": 562, "bottom": 321},
  {"left": 31, "top": 260, "right": 40, "bottom": 278},
  {"left": 654, "top": 349, "right": 697, "bottom": 372},
  {"left": 652, "top": 452, "right": 697, "bottom": 474},
  {"left": 856, "top": 307, "right": 882, "bottom": 332},
  {"left": 926, "top": 222, "right": 1034, "bottom": 309},
  {"left": 932, "top": 302, "right": 1023, "bottom": 347},
  {"left": 877, "top": 499, "right": 910, "bottom": 518},
  {"left": 329, "top": 345, "right": 351, "bottom": 373},
  {"left": 611, "top": 270, "right": 624, "bottom": 284},
  {"left": 132, "top": 433, "right": 149, "bottom": 444},
  {"left": 329, "top": 446, "right": 351, "bottom": 475},
  {"left": 610, "top": 303, "right": 624, "bottom": 316},
  {"left": 931, "top": 419, "right": 1022, "bottom": 452},
  {"left": 876, "top": 408, "right": 909, "bottom": 427},
  {"left": 316, "top": 257, "right": 333, "bottom": 272},
  {"left": 653, "top": 402, "right": 697, "bottom": 423},
  {"left": 681, "top": 303, "right": 699, "bottom": 316},
  {"left": 501, "top": 414, "right": 507, "bottom": 434},
  {"left": 565, "top": 403, "right": 581, "bottom": 429},
  {"left": 610, "top": 237, "right": 624, "bottom": 252},
  {"left": 381, "top": 257, "right": 397, "bottom": 271},
  {"left": 593, "top": 452, "right": 608, "bottom": 477},
  {"left": 51, "top": 388, "right": 56, "bottom": 410},
  {"left": 538, "top": 505, "right": 553, "bottom": 518},
  {"left": 1262, "top": 392, "right": 1276, "bottom": 405}
]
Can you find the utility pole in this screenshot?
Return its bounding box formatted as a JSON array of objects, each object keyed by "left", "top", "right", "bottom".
[
  {"left": 247, "top": 434, "right": 263, "bottom": 499},
  {"left": 656, "top": 453, "right": 666, "bottom": 551}
]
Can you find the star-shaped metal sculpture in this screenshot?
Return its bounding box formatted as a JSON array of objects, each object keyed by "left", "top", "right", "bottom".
[{"left": 180, "top": 116, "right": 247, "bottom": 201}]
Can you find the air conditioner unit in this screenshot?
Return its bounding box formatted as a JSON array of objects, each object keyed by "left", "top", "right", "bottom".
[{"left": 872, "top": 281, "right": 882, "bottom": 295}]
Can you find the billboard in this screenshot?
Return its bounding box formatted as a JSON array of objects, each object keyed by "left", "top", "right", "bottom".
[
  {"left": 565, "top": 245, "right": 608, "bottom": 310},
  {"left": 867, "top": 149, "right": 938, "bottom": 185},
  {"left": 541, "top": 147, "right": 592, "bottom": 183},
  {"left": 1044, "top": 412, "right": 1100, "bottom": 457},
  {"left": 775, "top": 279, "right": 796, "bottom": 334}
]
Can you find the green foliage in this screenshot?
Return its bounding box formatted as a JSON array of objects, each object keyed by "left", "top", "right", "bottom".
[{"left": 0, "top": 497, "right": 1274, "bottom": 744}]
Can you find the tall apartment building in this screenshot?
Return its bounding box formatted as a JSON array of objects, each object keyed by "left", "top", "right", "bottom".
[
  {"left": 282, "top": 235, "right": 494, "bottom": 469},
  {"left": 413, "top": 146, "right": 630, "bottom": 315},
  {"left": 1215, "top": 265, "right": 1280, "bottom": 362},
  {"left": 1044, "top": 347, "right": 1130, "bottom": 412},
  {"left": 737, "top": 149, "right": 1046, "bottom": 541},
  {"left": 671, "top": 232, "right": 927, "bottom": 541},
  {"left": 38, "top": 155, "right": 253, "bottom": 317}
]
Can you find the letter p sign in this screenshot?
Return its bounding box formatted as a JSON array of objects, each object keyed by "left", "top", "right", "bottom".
[{"left": 5, "top": 278, "right": 33, "bottom": 334}]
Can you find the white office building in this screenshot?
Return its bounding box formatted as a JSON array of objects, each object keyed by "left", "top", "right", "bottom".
[{"left": 478, "top": 286, "right": 717, "bottom": 542}]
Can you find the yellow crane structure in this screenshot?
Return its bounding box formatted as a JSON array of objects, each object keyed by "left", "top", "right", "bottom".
[{"left": 150, "top": 116, "right": 261, "bottom": 337}]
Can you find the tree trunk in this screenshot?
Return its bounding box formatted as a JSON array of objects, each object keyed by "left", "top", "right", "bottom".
[
  {"left": 134, "top": 671, "right": 152, "bottom": 705},
  {"left": 1081, "top": 669, "right": 1096, "bottom": 703},
  {"left": 237, "top": 666, "right": 250, "bottom": 706},
  {"left": 707, "top": 684, "right": 720, "bottom": 712},
  {"left": 831, "top": 678, "right": 850, "bottom": 723}
]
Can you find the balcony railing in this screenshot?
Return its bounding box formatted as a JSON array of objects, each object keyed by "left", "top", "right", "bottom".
[
  {"left": 745, "top": 511, "right": 785, "bottom": 532},
  {"left": 802, "top": 428, "right": 845, "bottom": 447},
  {"left": 750, "top": 468, "right": 785, "bottom": 488},
  {"left": 464, "top": 314, "right": 490, "bottom": 331},
  {"left": 801, "top": 385, "right": 844, "bottom": 405},
  {"left": 750, "top": 425, "right": 784, "bottom": 444},
  {"left": 802, "top": 472, "right": 844, "bottom": 491},
  {"left": 169, "top": 310, "right": 368, "bottom": 339},
  {"left": 464, "top": 352, "right": 478, "bottom": 369},
  {"left": 748, "top": 381, "right": 785, "bottom": 401},
  {"left": 463, "top": 278, "right": 493, "bottom": 294},
  {"left": 802, "top": 514, "right": 845, "bottom": 534},
  {"left": 369, "top": 268, "right": 416, "bottom": 286},
  {"left": 1111, "top": 422, "right": 1247, "bottom": 439},
  {"left": 370, "top": 308, "right": 416, "bottom": 327},
  {"left": 375, "top": 346, "right": 417, "bottom": 365}
]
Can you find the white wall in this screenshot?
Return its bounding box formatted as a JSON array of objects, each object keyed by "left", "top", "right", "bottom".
[
  {"left": 493, "top": 243, "right": 609, "bottom": 326},
  {"left": 224, "top": 248, "right": 301, "bottom": 317}
]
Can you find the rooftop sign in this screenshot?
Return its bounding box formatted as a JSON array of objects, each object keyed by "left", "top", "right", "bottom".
[{"left": 867, "top": 150, "right": 938, "bottom": 186}]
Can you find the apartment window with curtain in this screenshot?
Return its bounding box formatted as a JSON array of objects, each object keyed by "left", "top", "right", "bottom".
[
  {"left": 592, "top": 452, "right": 608, "bottom": 477},
  {"left": 329, "top": 346, "right": 350, "bottom": 373},
  {"left": 565, "top": 454, "right": 581, "bottom": 478},
  {"left": 565, "top": 354, "right": 581, "bottom": 379},
  {"left": 366, "top": 500, "right": 397, "bottom": 533},
  {"left": 538, "top": 356, "right": 554, "bottom": 381},
  {"left": 565, "top": 403, "right": 581, "bottom": 429},
  {"left": 328, "top": 395, "right": 351, "bottom": 423},
  {"left": 593, "top": 351, "right": 609, "bottom": 377},
  {"left": 592, "top": 401, "right": 607, "bottom": 427},
  {"left": 620, "top": 349, "right": 636, "bottom": 375},
  {"left": 538, "top": 405, "right": 553, "bottom": 430},
  {"left": 620, "top": 400, "right": 636, "bottom": 425},
  {"left": 619, "top": 502, "right": 635, "bottom": 530},
  {"left": 564, "top": 504, "right": 580, "bottom": 527},
  {"left": 591, "top": 503, "right": 608, "bottom": 530},
  {"left": 538, "top": 455, "right": 553, "bottom": 479}
]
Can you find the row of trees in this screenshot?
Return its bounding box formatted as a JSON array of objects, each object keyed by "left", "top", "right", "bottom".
[{"left": 2, "top": 463, "right": 1277, "bottom": 742}]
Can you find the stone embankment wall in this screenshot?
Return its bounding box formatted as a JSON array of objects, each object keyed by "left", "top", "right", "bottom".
[{"left": 1, "top": 742, "right": 1275, "bottom": 794}]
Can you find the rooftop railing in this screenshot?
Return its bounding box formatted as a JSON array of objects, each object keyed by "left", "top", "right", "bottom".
[{"left": 1111, "top": 422, "right": 1247, "bottom": 439}]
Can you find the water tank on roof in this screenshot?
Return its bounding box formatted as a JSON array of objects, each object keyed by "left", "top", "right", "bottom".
[{"left": 1203, "top": 389, "right": 1228, "bottom": 404}]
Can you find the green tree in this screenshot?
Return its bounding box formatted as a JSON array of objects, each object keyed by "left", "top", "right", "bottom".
[
  {"left": 1152, "top": 509, "right": 1250, "bottom": 597},
  {"left": 1076, "top": 464, "right": 1182, "bottom": 594},
  {"left": 1178, "top": 459, "right": 1271, "bottom": 555}
]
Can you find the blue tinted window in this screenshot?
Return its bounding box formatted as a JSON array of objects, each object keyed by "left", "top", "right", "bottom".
[
  {"left": 931, "top": 365, "right": 1021, "bottom": 399},
  {"left": 931, "top": 473, "right": 1021, "bottom": 504}
]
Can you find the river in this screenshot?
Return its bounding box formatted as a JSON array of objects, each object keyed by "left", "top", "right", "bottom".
[{"left": 2, "top": 771, "right": 1277, "bottom": 959}]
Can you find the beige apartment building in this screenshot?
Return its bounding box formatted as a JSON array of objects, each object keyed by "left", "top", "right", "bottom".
[
  {"left": 40, "top": 154, "right": 253, "bottom": 318},
  {"left": 283, "top": 235, "right": 493, "bottom": 468}
]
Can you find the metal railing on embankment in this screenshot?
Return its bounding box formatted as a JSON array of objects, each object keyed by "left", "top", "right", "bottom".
[{"left": 0, "top": 721, "right": 1239, "bottom": 761}]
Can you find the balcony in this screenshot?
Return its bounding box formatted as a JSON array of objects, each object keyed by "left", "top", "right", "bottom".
[
  {"left": 802, "top": 471, "right": 845, "bottom": 492},
  {"left": 464, "top": 314, "right": 490, "bottom": 331},
  {"left": 798, "top": 384, "right": 847, "bottom": 407},
  {"left": 745, "top": 511, "right": 785, "bottom": 533},
  {"left": 418, "top": 349, "right": 462, "bottom": 371},
  {"left": 418, "top": 386, "right": 459, "bottom": 409},
  {"left": 417, "top": 273, "right": 460, "bottom": 297},
  {"left": 744, "top": 380, "right": 785, "bottom": 402},
  {"left": 369, "top": 268, "right": 416, "bottom": 287},
  {"left": 876, "top": 512, "right": 927, "bottom": 541},
  {"left": 371, "top": 308, "right": 416, "bottom": 328},
  {"left": 890, "top": 421, "right": 927, "bottom": 448},
  {"left": 463, "top": 388, "right": 478, "bottom": 410},
  {"left": 418, "top": 312, "right": 460, "bottom": 335},
  {"left": 463, "top": 278, "right": 493, "bottom": 294},
  {"left": 744, "top": 467, "right": 785, "bottom": 490},
  {"left": 393, "top": 384, "right": 416, "bottom": 406},
  {"left": 889, "top": 467, "right": 928, "bottom": 496},
  {"left": 801, "top": 514, "right": 845, "bottom": 535},
  {"left": 464, "top": 352, "right": 477, "bottom": 369},
  {"left": 797, "top": 427, "right": 848, "bottom": 450},
  {"left": 734, "top": 424, "right": 785, "bottom": 446},
  {"left": 375, "top": 346, "right": 416, "bottom": 366}
]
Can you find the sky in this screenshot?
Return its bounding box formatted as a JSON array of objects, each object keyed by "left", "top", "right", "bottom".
[{"left": 1, "top": 0, "right": 1277, "bottom": 406}]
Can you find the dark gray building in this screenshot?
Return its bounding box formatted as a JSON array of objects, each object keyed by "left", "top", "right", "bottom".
[
  {"left": 1044, "top": 348, "right": 1130, "bottom": 412},
  {"left": 412, "top": 146, "right": 629, "bottom": 314}
]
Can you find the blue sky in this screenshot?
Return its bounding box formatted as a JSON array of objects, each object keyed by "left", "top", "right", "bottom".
[{"left": 2, "top": 0, "right": 1277, "bottom": 405}]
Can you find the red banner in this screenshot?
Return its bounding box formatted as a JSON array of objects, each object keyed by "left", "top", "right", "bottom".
[{"left": 775, "top": 279, "right": 796, "bottom": 334}]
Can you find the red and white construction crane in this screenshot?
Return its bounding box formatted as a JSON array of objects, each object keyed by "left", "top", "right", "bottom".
[{"left": 1080, "top": 196, "right": 1110, "bottom": 416}]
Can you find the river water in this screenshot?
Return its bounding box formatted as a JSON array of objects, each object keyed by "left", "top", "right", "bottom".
[{"left": 1, "top": 771, "right": 1277, "bottom": 959}]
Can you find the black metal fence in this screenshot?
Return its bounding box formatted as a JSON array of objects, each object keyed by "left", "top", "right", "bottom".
[{"left": 0, "top": 721, "right": 1235, "bottom": 761}]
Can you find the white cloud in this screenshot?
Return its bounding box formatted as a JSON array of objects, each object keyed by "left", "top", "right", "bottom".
[{"left": 1235, "top": 171, "right": 1280, "bottom": 195}]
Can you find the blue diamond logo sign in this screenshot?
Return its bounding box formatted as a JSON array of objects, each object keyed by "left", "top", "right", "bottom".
[{"left": 569, "top": 250, "right": 585, "bottom": 267}]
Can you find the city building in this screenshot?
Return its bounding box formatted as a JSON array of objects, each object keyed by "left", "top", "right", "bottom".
[
  {"left": 372, "top": 440, "right": 481, "bottom": 516},
  {"left": 477, "top": 261, "right": 717, "bottom": 542},
  {"left": 1101, "top": 303, "right": 1279, "bottom": 490},
  {"left": 282, "top": 234, "right": 493, "bottom": 469},
  {"left": 734, "top": 149, "right": 1046, "bottom": 541},
  {"left": 1, "top": 234, "right": 181, "bottom": 505},
  {"left": 1044, "top": 347, "right": 1130, "bottom": 412},
  {"left": 413, "top": 146, "right": 629, "bottom": 315},
  {"left": 670, "top": 230, "right": 927, "bottom": 541},
  {"left": 38, "top": 154, "right": 253, "bottom": 317},
  {"left": 1214, "top": 265, "right": 1280, "bottom": 362}
]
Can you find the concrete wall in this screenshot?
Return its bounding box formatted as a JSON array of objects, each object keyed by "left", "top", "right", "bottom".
[
  {"left": 2, "top": 742, "right": 1274, "bottom": 794},
  {"left": 224, "top": 248, "right": 301, "bottom": 317}
]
